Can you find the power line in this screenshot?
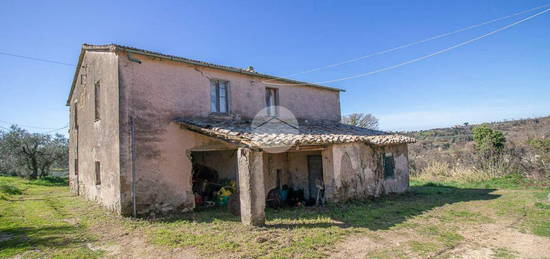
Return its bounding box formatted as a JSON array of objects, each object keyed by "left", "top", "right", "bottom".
[
  {"left": 264, "top": 8, "right": 550, "bottom": 86},
  {"left": 264, "top": 3, "right": 550, "bottom": 82},
  {"left": 0, "top": 50, "right": 75, "bottom": 66},
  {"left": 0, "top": 119, "right": 65, "bottom": 130},
  {"left": 0, "top": 122, "right": 68, "bottom": 134},
  {"left": 43, "top": 125, "right": 69, "bottom": 134}
]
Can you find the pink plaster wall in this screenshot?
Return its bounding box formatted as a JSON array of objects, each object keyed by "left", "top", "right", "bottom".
[
  {"left": 115, "top": 50, "right": 342, "bottom": 214},
  {"left": 68, "top": 48, "right": 409, "bottom": 217},
  {"left": 117, "top": 52, "right": 341, "bottom": 121}
]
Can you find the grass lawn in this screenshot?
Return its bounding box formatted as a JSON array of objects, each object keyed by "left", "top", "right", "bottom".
[{"left": 1, "top": 175, "right": 549, "bottom": 258}]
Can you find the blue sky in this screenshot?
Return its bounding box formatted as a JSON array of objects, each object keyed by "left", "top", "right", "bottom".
[{"left": 1, "top": 0, "right": 549, "bottom": 133}]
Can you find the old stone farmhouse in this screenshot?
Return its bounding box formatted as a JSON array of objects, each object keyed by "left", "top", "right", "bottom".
[{"left": 66, "top": 44, "right": 415, "bottom": 225}]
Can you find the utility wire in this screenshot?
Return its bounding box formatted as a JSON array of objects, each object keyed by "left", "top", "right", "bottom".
[
  {"left": 264, "top": 3, "right": 550, "bottom": 83},
  {"left": 0, "top": 119, "right": 65, "bottom": 130},
  {"left": 264, "top": 8, "right": 550, "bottom": 86},
  {"left": 43, "top": 125, "right": 69, "bottom": 134},
  {"left": 0, "top": 122, "right": 68, "bottom": 134},
  {"left": 0, "top": 50, "right": 75, "bottom": 66}
]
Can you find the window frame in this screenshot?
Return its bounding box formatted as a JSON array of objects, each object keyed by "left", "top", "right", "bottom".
[
  {"left": 265, "top": 87, "right": 279, "bottom": 116},
  {"left": 210, "top": 79, "right": 230, "bottom": 114},
  {"left": 383, "top": 153, "right": 395, "bottom": 179}
]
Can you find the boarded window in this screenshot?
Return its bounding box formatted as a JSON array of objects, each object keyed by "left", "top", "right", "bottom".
[
  {"left": 95, "top": 161, "right": 101, "bottom": 185},
  {"left": 383, "top": 153, "right": 395, "bottom": 179},
  {"left": 265, "top": 88, "right": 279, "bottom": 116},
  {"left": 210, "top": 80, "right": 229, "bottom": 114},
  {"left": 74, "top": 159, "right": 78, "bottom": 176},
  {"left": 94, "top": 81, "right": 101, "bottom": 121}
]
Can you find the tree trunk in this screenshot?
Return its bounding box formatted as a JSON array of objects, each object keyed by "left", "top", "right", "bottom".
[
  {"left": 39, "top": 162, "right": 51, "bottom": 178},
  {"left": 29, "top": 156, "right": 39, "bottom": 180}
]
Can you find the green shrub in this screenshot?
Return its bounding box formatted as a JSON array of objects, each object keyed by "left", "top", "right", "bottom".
[
  {"left": 30, "top": 176, "right": 68, "bottom": 186},
  {"left": 0, "top": 183, "right": 22, "bottom": 195}
]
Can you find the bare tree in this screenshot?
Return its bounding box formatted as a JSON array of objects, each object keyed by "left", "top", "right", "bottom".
[{"left": 342, "top": 113, "right": 379, "bottom": 130}]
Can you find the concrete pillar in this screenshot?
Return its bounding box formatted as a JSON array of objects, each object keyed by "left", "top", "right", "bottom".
[
  {"left": 322, "top": 146, "right": 336, "bottom": 202},
  {"left": 237, "top": 148, "right": 266, "bottom": 226}
]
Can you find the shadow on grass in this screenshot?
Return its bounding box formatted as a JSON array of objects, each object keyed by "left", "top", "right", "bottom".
[
  {"left": 28, "top": 176, "right": 68, "bottom": 187},
  {"left": 270, "top": 184, "right": 499, "bottom": 230},
  {"left": 151, "top": 207, "right": 241, "bottom": 224},
  {"left": 0, "top": 225, "right": 88, "bottom": 252},
  {"left": 152, "top": 184, "right": 500, "bottom": 231}
]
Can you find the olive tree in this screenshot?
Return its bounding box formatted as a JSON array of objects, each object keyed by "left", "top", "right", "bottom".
[{"left": 0, "top": 125, "right": 68, "bottom": 179}]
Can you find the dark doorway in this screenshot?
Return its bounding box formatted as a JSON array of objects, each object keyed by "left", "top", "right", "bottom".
[{"left": 307, "top": 155, "right": 323, "bottom": 200}]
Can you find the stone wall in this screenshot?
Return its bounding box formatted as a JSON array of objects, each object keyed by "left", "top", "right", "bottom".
[{"left": 324, "top": 143, "right": 409, "bottom": 202}]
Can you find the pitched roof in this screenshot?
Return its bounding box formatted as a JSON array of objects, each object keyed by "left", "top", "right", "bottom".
[
  {"left": 66, "top": 44, "right": 344, "bottom": 106},
  {"left": 173, "top": 117, "right": 416, "bottom": 148}
]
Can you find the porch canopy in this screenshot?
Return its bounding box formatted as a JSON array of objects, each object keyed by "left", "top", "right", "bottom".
[
  {"left": 173, "top": 117, "right": 415, "bottom": 149},
  {"left": 173, "top": 117, "right": 415, "bottom": 226}
]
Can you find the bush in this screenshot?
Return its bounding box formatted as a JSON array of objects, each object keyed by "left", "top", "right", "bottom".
[
  {"left": 0, "top": 183, "right": 23, "bottom": 195},
  {"left": 30, "top": 176, "right": 68, "bottom": 186},
  {"left": 411, "top": 161, "right": 493, "bottom": 183}
]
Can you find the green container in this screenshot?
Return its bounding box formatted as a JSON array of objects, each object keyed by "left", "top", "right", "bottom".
[{"left": 218, "top": 195, "right": 230, "bottom": 206}]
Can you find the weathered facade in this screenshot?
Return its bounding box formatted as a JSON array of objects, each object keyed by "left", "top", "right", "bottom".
[{"left": 67, "top": 44, "right": 415, "bottom": 225}]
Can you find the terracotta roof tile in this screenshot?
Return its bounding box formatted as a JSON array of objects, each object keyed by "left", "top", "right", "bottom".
[{"left": 173, "top": 117, "right": 416, "bottom": 148}]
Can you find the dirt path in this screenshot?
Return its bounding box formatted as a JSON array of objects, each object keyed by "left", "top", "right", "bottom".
[
  {"left": 444, "top": 222, "right": 550, "bottom": 258},
  {"left": 72, "top": 215, "right": 200, "bottom": 259},
  {"left": 331, "top": 218, "right": 550, "bottom": 258}
]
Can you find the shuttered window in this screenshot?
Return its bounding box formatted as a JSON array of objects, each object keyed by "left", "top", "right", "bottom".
[{"left": 210, "top": 80, "right": 229, "bottom": 114}]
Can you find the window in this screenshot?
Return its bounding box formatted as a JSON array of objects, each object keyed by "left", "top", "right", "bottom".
[
  {"left": 210, "top": 80, "right": 229, "bottom": 114},
  {"left": 383, "top": 153, "right": 395, "bottom": 179},
  {"left": 94, "top": 81, "right": 101, "bottom": 121},
  {"left": 265, "top": 87, "right": 279, "bottom": 116},
  {"left": 95, "top": 161, "right": 101, "bottom": 185},
  {"left": 74, "top": 159, "right": 78, "bottom": 176},
  {"left": 73, "top": 103, "right": 78, "bottom": 129}
]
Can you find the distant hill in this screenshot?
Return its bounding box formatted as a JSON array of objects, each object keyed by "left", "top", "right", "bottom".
[
  {"left": 402, "top": 116, "right": 550, "bottom": 151},
  {"left": 402, "top": 116, "right": 550, "bottom": 180}
]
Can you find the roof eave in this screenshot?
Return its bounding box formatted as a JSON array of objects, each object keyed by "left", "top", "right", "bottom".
[
  {"left": 66, "top": 43, "right": 345, "bottom": 106},
  {"left": 116, "top": 45, "right": 345, "bottom": 93}
]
